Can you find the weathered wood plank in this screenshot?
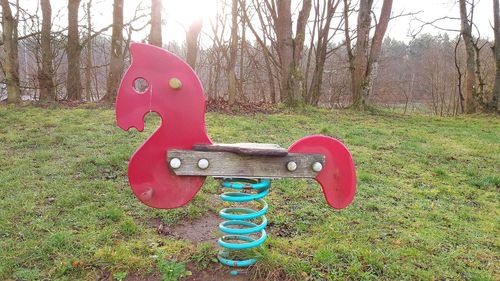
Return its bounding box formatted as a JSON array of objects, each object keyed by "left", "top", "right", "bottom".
[
  {"left": 167, "top": 150, "right": 324, "bottom": 178},
  {"left": 193, "top": 143, "right": 288, "bottom": 157}
]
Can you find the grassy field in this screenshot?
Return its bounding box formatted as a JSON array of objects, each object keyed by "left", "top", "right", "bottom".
[{"left": 0, "top": 105, "right": 498, "bottom": 280}]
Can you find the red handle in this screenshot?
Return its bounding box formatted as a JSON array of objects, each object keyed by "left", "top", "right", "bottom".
[{"left": 289, "top": 135, "right": 356, "bottom": 209}]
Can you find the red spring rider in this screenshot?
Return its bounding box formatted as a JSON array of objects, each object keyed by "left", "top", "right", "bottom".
[{"left": 115, "top": 43, "right": 356, "bottom": 275}]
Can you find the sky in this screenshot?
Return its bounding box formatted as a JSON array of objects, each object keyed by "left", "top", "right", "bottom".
[
  {"left": 18, "top": 0, "right": 496, "bottom": 45},
  {"left": 389, "top": 0, "right": 494, "bottom": 41}
]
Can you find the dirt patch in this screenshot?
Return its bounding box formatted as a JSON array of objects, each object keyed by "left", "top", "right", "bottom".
[
  {"left": 183, "top": 263, "right": 256, "bottom": 281},
  {"left": 267, "top": 221, "right": 298, "bottom": 238},
  {"left": 97, "top": 270, "right": 111, "bottom": 281},
  {"left": 150, "top": 212, "right": 221, "bottom": 245},
  {"left": 124, "top": 273, "right": 161, "bottom": 281},
  {"left": 120, "top": 266, "right": 260, "bottom": 281},
  {"left": 98, "top": 270, "right": 160, "bottom": 281}
]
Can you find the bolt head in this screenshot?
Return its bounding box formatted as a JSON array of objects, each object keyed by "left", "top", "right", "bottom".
[
  {"left": 169, "top": 77, "right": 182, "bottom": 89},
  {"left": 287, "top": 161, "right": 297, "bottom": 171},
  {"left": 198, "top": 158, "right": 209, "bottom": 169},
  {"left": 312, "top": 162, "right": 323, "bottom": 172},
  {"left": 169, "top": 158, "right": 181, "bottom": 169}
]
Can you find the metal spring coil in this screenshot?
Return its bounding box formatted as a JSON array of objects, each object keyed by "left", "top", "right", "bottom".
[{"left": 217, "top": 178, "right": 271, "bottom": 273}]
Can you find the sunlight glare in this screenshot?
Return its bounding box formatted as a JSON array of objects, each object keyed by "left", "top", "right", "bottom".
[{"left": 164, "top": 0, "right": 216, "bottom": 27}]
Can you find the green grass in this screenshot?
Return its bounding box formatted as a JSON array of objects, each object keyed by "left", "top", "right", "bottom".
[{"left": 0, "top": 105, "right": 498, "bottom": 280}]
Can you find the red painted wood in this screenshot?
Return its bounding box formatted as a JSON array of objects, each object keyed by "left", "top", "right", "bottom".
[
  {"left": 288, "top": 135, "right": 356, "bottom": 209},
  {"left": 116, "top": 43, "right": 356, "bottom": 210},
  {"left": 116, "top": 43, "right": 212, "bottom": 209}
]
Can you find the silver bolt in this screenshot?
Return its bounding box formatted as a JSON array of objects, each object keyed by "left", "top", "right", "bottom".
[
  {"left": 169, "top": 158, "right": 181, "bottom": 169},
  {"left": 287, "top": 161, "right": 297, "bottom": 171},
  {"left": 312, "top": 162, "right": 323, "bottom": 172},
  {"left": 198, "top": 158, "right": 209, "bottom": 169}
]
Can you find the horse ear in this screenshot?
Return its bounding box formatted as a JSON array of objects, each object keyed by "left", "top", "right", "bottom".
[
  {"left": 129, "top": 43, "right": 158, "bottom": 66},
  {"left": 129, "top": 43, "right": 169, "bottom": 66},
  {"left": 129, "top": 43, "right": 145, "bottom": 65}
]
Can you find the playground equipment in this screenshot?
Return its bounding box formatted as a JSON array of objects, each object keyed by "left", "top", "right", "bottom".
[{"left": 115, "top": 43, "right": 356, "bottom": 274}]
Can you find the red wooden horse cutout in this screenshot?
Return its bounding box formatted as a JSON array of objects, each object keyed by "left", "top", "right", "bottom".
[{"left": 116, "top": 43, "right": 356, "bottom": 209}]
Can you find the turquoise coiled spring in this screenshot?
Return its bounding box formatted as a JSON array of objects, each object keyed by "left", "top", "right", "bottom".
[{"left": 217, "top": 178, "right": 271, "bottom": 272}]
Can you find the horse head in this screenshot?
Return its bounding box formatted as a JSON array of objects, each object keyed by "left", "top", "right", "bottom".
[
  {"left": 115, "top": 43, "right": 211, "bottom": 209},
  {"left": 116, "top": 43, "right": 207, "bottom": 133}
]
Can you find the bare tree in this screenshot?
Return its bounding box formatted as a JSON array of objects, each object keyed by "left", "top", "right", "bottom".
[
  {"left": 65, "top": 0, "right": 118, "bottom": 101},
  {"left": 241, "top": 0, "right": 279, "bottom": 103},
  {"left": 454, "top": 36, "right": 465, "bottom": 113},
  {"left": 66, "top": 0, "right": 82, "bottom": 100},
  {"left": 306, "top": 0, "right": 341, "bottom": 105},
  {"left": 1, "top": 0, "right": 21, "bottom": 103},
  {"left": 186, "top": 17, "right": 203, "bottom": 68},
  {"left": 104, "top": 0, "right": 124, "bottom": 102},
  {"left": 245, "top": 0, "right": 311, "bottom": 105},
  {"left": 84, "top": 0, "right": 93, "bottom": 101},
  {"left": 238, "top": 4, "right": 247, "bottom": 99},
  {"left": 38, "top": 0, "right": 55, "bottom": 101},
  {"left": 458, "top": 0, "right": 476, "bottom": 113},
  {"left": 149, "top": 0, "right": 162, "bottom": 47},
  {"left": 343, "top": 0, "right": 355, "bottom": 101},
  {"left": 276, "top": 0, "right": 312, "bottom": 106},
  {"left": 349, "top": 0, "right": 393, "bottom": 110},
  {"left": 204, "top": 0, "right": 227, "bottom": 101},
  {"left": 493, "top": 0, "right": 500, "bottom": 112},
  {"left": 227, "top": 0, "right": 239, "bottom": 105}
]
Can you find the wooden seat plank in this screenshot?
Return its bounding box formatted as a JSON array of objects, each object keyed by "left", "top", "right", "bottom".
[
  {"left": 193, "top": 143, "right": 288, "bottom": 157},
  {"left": 168, "top": 149, "right": 324, "bottom": 178}
]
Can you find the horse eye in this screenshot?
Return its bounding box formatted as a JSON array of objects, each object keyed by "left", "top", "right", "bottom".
[
  {"left": 169, "top": 78, "right": 182, "bottom": 90},
  {"left": 133, "top": 78, "right": 148, "bottom": 94}
]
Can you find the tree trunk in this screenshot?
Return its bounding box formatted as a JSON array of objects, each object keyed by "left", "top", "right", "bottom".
[
  {"left": 186, "top": 17, "right": 203, "bottom": 69},
  {"left": 239, "top": 7, "right": 246, "bottom": 101},
  {"left": 343, "top": 0, "right": 356, "bottom": 105},
  {"left": 264, "top": 52, "right": 277, "bottom": 103},
  {"left": 275, "top": 0, "right": 294, "bottom": 105},
  {"left": 1, "top": 0, "right": 21, "bottom": 103},
  {"left": 472, "top": 42, "right": 486, "bottom": 108},
  {"left": 357, "top": 0, "right": 392, "bottom": 109},
  {"left": 66, "top": 0, "right": 82, "bottom": 100},
  {"left": 227, "top": 0, "right": 238, "bottom": 105},
  {"left": 493, "top": 0, "right": 500, "bottom": 113},
  {"left": 38, "top": 0, "right": 55, "bottom": 101},
  {"left": 292, "top": 0, "right": 311, "bottom": 104},
  {"left": 459, "top": 0, "right": 476, "bottom": 113},
  {"left": 358, "top": 61, "right": 379, "bottom": 108},
  {"left": 276, "top": 0, "right": 311, "bottom": 106},
  {"left": 351, "top": 0, "right": 372, "bottom": 108},
  {"left": 308, "top": 0, "right": 338, "bottom": 106},
  {"left": 349, "top": 0, "right": 392, "bottom": 110},
  {"left": 85, "top": 0, "right": 93, "bottom": 101},
  {"left": 104, "top": 0, "right": 124, "bottom": 103},
  {"left": 149, "top": 0, "right": 162, "bottom": 47},
  {"left": 454, "top": 36, "right": 465, "bottom": 112}
]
